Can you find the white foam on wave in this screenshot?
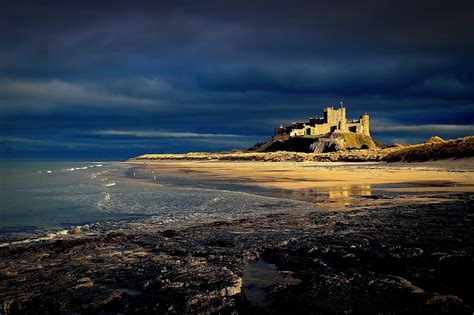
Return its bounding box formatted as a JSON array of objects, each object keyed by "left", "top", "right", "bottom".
[
  {"left": 97, "top": 192, "right": 112, "bottom": 209},
  {"left": 55, "top": 164, "right": 103, "bottom": 173}
]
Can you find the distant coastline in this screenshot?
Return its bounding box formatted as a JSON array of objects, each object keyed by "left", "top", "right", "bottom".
[{"left": 130, "top": 136, "right": 474, "bottom": 163}]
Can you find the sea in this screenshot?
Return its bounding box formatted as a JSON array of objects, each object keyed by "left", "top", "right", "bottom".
[{"left": 0, "top": 160, "right": 314, "bottom": 242}]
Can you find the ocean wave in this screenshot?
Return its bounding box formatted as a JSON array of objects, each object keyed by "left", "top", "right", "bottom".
[{"left": 39, "top": 163, "right": 108, "bottom": 174}]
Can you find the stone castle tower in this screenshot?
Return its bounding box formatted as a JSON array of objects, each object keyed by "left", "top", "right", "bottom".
[{"left": 361, "top": 113, "right": 370, "bottom": 136}]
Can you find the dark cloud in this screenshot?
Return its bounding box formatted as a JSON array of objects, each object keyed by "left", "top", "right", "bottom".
[{"left": 1, "top": 0, "right": 473, "bottom": 158}]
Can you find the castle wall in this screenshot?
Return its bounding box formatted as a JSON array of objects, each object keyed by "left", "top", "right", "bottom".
[
  {"left": 346, "top": 115, "right": 370, "bottom": 136},
  {"left": 275, "top": 106, "right": 370, "bottom": 137},
  {"left": 347, "top": 122, "right": 362, "bottom": 133},
  {"left": 313, "top": 124, "right": 332, "bottom": 135},
  {"left": 289, "top": 123, "right": 337, "bottom": 137},
  {"left": 290, "top": 129, "right": 305, "bottom": 137}
]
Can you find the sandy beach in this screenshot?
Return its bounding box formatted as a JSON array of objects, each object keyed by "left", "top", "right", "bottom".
[{"left": 130, "top": 158, "right": 474, "bottom": 191}]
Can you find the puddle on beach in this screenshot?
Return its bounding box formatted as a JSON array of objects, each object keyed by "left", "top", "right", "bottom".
[
  {"left": 243, "top": 258, "right": 302, "bottom": 307},
  {"left": 272, "top": 182, "right": 473, "bottom": 206},
  {"left": 242, "top": 259, "right": 283, "bottom": 307},
  {"left": 294, "top": 185, "right": 373, "bottom": 199}
]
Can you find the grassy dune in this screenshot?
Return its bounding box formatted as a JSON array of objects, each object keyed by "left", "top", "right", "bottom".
[
  {"left": 131, "top": 148, "right": 398, "bottom": 162},
  {"left": 384, "top": 136, "right": 474, "bottom": 162}
]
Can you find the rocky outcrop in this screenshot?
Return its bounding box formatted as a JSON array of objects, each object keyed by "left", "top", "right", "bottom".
[
  {"left": 249, "top": 131, "right": 377, "bottom": 154},
  {"left": 249, "top": 136, "right": 316, "bottom": 153},
  {"left": 310, "top": 132, "right": 376, "bottom": 153},
  {"left": 311, "top": 138, "right": 343, "bottom": 153},
  {"left": 424, "top": 136, "right": 445, "bottom": 144}
]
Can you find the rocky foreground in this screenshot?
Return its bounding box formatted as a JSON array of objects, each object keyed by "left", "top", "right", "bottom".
[{"left": 1, "top": 193, "right": 473, "bottom": 314}]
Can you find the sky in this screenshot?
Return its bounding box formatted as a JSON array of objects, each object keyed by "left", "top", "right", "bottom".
[{"left": 1, "top": 0, "right": 473, "bottom": 159}]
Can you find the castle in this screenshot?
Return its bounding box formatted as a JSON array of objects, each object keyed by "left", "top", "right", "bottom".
[{"left": 274, "top": 104, "right": 370, "bottom": 138}]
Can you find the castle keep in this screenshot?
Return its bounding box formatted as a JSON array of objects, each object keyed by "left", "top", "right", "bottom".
[{"left": 274, "top": 105, "right": 370, "bottom": 138}]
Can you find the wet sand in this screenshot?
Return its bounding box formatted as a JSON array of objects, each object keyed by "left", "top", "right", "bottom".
[
  {"left": 130, "top": 158, "right": 474, "bottom": 191},
  {"left": 1, "top": 159, "right": 474, "bottom": 314}
]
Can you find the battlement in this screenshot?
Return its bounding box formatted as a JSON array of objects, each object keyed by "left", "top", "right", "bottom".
[{"left": 274, "top": 104, "right": 370, "bottom": 138}]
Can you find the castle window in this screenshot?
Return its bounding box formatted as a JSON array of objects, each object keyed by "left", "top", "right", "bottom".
[{"left": 306, "top": 128, "right": 311, "bottom": 135}]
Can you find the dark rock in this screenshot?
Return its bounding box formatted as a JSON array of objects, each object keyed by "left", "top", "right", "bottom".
[
  {"left": 162, "top": 230, "right": 179, "bottom": 238},
  {"left": 361, "top": 194, "right": 391, "bottom": 199},
  {"left": 311, "top": 139, "right": 342, "bottom": 153},
  {"left": 368, "top": 275, "right": 424, "bottom": 294},
  {"left": 425, "top": 295, "right": 471, "bottom": 314},
  {"left": 334, "top": 221, "right": 348, "bottom": 231}
]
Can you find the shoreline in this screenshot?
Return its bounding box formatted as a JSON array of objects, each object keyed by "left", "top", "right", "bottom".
[
  {"left": 2, "top": 159, "right": 473, "bottom": 245},
  {"left": 6, "top": 158, "right": 472, "bottom": 245}
]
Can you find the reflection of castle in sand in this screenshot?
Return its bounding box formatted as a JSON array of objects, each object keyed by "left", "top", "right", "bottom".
[
  {"left": 286, "top": 185, "right": 372, "bottom": 203},
  {"left": 327, "top": 185, "right": 372, "bottom": 199}
]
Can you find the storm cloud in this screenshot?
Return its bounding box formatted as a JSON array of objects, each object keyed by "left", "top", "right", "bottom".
[{"left": 1, "top": 0, "right": 473, "bottom": 158}]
